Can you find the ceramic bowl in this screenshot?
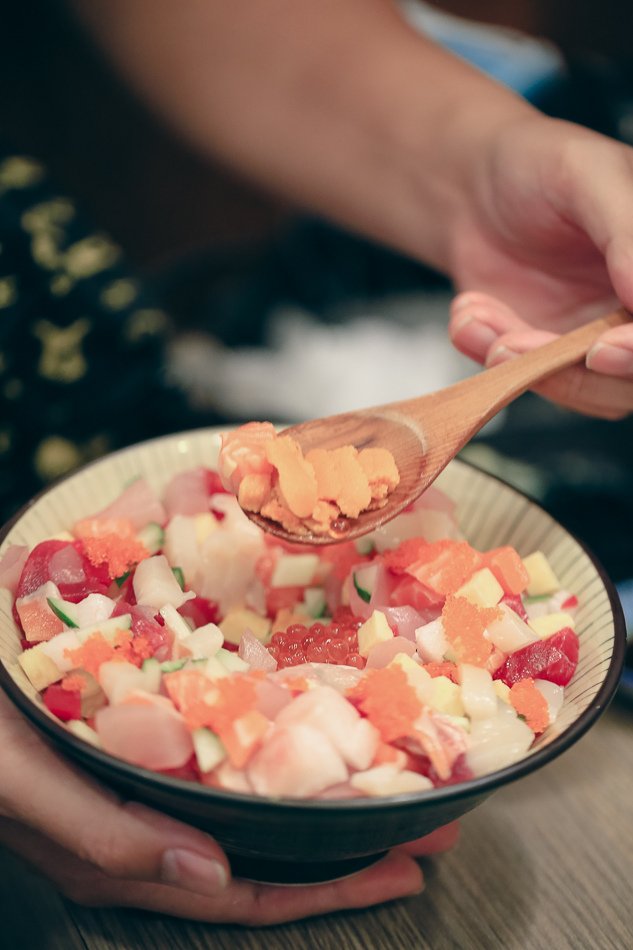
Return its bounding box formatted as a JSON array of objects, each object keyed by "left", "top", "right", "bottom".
[{"left": 0, "top": 429, "right": 626, "bottom": 884}]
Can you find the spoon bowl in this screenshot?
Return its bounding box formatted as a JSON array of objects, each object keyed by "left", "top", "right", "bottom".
[{"left": 247, "top": 307, "right": 631, "bottom": 544}]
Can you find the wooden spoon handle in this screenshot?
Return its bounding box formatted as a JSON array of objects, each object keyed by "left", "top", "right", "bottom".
[
  {"left": 391, "top": 307, "right": 632, "bottom": 438},
  {"left": 478, "top": 306, "right": 631, "bottom": 397}
]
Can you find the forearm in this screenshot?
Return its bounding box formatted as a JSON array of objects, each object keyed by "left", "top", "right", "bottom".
[{"left": 68, "top": 0, "right": 536, "bottom": 272}]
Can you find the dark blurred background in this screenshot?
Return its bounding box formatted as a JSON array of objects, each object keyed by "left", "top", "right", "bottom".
[{"left": 1, "top": 0, "right": 632, "bottom": 643}]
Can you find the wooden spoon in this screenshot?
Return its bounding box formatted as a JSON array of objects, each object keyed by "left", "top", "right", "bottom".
[{"left": 247, "top": 307, "right": 631, "bottom": 544}]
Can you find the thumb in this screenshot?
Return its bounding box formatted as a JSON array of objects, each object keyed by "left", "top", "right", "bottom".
[{"left": 1, "top": 704, "right": 230, "bottom": 896}]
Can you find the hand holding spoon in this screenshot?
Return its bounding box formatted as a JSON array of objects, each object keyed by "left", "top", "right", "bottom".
[{"left": 246, "top": 308, "right": 631, "bottom": 545}]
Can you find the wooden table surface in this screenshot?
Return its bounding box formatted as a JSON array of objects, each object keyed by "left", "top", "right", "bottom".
[{"left": 1, "top": 702, "right": 631, "bottom": 950}]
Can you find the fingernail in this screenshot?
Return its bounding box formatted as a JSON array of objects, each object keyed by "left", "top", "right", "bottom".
[
  {"left": 586, "top": 342, "right": 633, "bottom": 376},
  {"left": 451, "top": 314, "right": 499, "bottom": 357},
  {"left": 486, "top": 344, "right": 518, "bottom": 367},
  {"left": 161, "top": 848, "right": 228, "bottom": 896}
]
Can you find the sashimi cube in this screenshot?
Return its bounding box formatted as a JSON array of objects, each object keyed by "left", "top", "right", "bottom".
[
  {"left": 276, "top": 686, "right": 379, "bottom": 770},
  {"left": 533, "top": 678, "right": 564, "bottom": 724},
  {"left": 415, "top": 617, "right": 449, "bottom": 663},
  {"left": 17, "top": 582, "right": 65, "bottom": 642},
  {"left": 485, "top": 602, "right": 539, "bottom": 653},
  {"left": 350, "top": 764, "right": 433, "bottom": 796},
  {"left": 459, "top": 664, "right": 497, "bottom": 720},
  {"left": 95, "top": 701, "right": 194, "bottom": 770},
  {"left": 248, "top": 722, "right": 348, "bottom": 798},
  {"left": 466, "top": 700, "right": 534, "bottom": 777},
  {"left": 493, "top": 628, "right": 579, "bottom": 687},
  {"left": 484, "top": 547, "right": 529, "bottom": 595},
  {"left": 133, "top": 555, "right": 195, "bottom": 610}
]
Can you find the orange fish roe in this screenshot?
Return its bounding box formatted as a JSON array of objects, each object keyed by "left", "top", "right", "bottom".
[
  {"left": 407, "top": 541, "right": 483, "bottom": 597},
  {"left": 165, "top": 669, "right": 258, "bottom": 733},
  {"left": 74, "top": 517, "right": 149, "bottom": 579},
  {"left": 221, "top": 709, "right": 270, "bottom": 769},
  {"left": 509, "top": 678, "right": 550, "bottom": 734},
  {"left": 442, "top": 595, "right": 501, "bottom": 665},
  {"left": 422, "top": 661, "right": 459, "bottom": 683},
  {"left": 60, "top": 671, "right": 89, "bottom": 693},
  {"left": 348, "top": 666, "right": 423, "bottom": 742},
  {"left": 382, "top": 538, "right": 431, "bottom": 575},
  {"left": 164, "top": 669, "right": 266, "bottom": 767},
  {"left": 64, "top": 629, "right": 135, "bottom": 678}
]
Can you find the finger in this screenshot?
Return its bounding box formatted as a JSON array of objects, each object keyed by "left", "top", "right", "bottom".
[
  {"left": 398, "top": 821, "right": 460, "bottom": 856},
  {"left": 450, "top": 293, "right": 633, "bottom": 417},
  {"left": 101, "top": 849, "right": 424, "bottom": 925},
  {"left": 0, "top": 818, "right": 423, "bottom": 924},
  {"left": 586, "top": 323, "right": 633, "bottom": 378},
  {"left": 0, "top": 699, "right": 230, "bottom": 896},
  {"left": 449, "top": 292, "right": 525, "bottom": 364},
  {"left": 486, "top": 334, "right": 633, "bottom": 419}
]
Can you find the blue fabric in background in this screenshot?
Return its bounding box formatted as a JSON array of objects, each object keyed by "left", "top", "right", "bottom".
[{"left": 399, "top": 1, "right": 567, "bottom": 100}]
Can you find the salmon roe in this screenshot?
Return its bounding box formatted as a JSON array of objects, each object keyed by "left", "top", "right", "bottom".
[{"left": 268, "top": 607, "right": 365, "bottom": 670}]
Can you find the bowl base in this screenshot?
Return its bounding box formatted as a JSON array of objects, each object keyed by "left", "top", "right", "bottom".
[{"left": 228, "top": 850, "right": 387, "bottom": 885}]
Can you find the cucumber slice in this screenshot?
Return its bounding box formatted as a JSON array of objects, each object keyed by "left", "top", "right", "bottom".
[
  {"left": 192, "top": 728, "right": 226, "bottom": 773},
  {"left": 355, "top": 537, "right": 375, "bottom": 556},
  {"left": 159, "top": 658, "right": 188, "bottom": 673},
  {"left": 76, "top": 614, "right": 132, "bottom": 643},
  {"left": 47, "top": 597, "right": 79, "bottom": 628},
  {"left": 172, "top": 566, "right": 185, "bottom": 591},
  {"left": 216, "top": 648, "right": 249, "bottom": 673},
  {"left": 353, "top": 573, "right": 371, "bottom": 604},
  {"left": 137, "top": 522, "right": 165, "bottom": 555},
  {"left": 303, "top": 587, "right": 327, "bottom": 618}
]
